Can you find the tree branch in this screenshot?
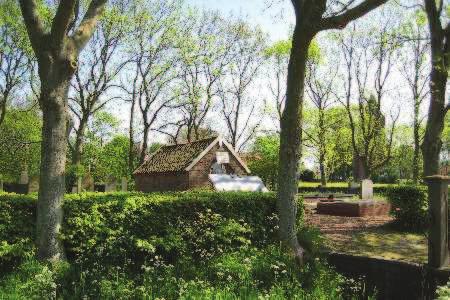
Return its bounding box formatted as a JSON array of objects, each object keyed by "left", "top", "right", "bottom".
[
  {"left": 51, "top": 0, "right": 77, "bottom": 50},
  {"left": 320, "top": 0, "right": 388, "bottom": 30},
  {"left": 18, "top": 0, "right": 46, "bottom": 54},
  {"left": 72, "top": 0, "right": 108, "bottom": 52}
]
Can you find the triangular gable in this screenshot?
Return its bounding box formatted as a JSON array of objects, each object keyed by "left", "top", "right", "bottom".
[{"left": 184, "top": 136, "right": 251, "bottom": 174}]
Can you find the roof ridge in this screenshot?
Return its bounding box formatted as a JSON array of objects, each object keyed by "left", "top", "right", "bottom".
[{"left": 164, "top": 135, "right": 218, "bottom": 147}]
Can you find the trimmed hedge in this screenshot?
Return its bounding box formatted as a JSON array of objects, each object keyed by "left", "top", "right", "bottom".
[
  {"left": 385, "top": 185, "right": 429, "bottom": 230},
  {"left": 0, "top": 192, "right": 302, "bottom": 274}
]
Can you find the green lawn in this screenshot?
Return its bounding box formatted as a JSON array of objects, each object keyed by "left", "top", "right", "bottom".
[
  {"left": 299, "top": 181, "right": 397, "bottom": 188},
  {"left": 325, "top": 229, "right": 430, "bottom": 264}
]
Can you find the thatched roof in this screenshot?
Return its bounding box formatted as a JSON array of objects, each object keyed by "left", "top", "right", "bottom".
[{"left": 134, "top": 137, "right": 218, "bottom": 174}]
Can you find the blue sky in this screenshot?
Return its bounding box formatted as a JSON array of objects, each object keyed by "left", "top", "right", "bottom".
[{"left": 187, "top": 0, "right": 295, "bottom": 41}]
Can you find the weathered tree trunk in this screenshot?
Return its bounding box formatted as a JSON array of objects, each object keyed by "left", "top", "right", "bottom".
[
  {"left": 277, "top": 24, "right": 312, "bottom": 264},
  {"left": 318, "top": 110, "right": 327, "bottom": 186},
  {"left": 37, "top": 69, "right": 70, "bottom": 261},
  {"left": 128, "top": 98, "right": 136, "bottom": 174},
  {"left": 421, "top": 0, "right": 449, "bottom": 177},
  {"left": 72, "top": 116, "right": 87, "bottom": 166},
  {"left": 140, "top": 124, "right": 150, "bottom": 164},
  {"left": 319, "top": 156, "right": 327, "bottom": 186},
  {"left": 413, "top": 98, "right": 421, "bottom": 183}
]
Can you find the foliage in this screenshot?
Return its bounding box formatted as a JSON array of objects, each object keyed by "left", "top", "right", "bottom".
[
  {"left": 0, "top": 191, "right": 366, "bottom": 299},
  {"left": 385, "top": 185, "right": 428, "bottom": 230},
  {"left": 0, "top": 192, "right": 288, "bottom": 271},
  {"left": 247, "top": 135, "right": 279, "bottom": 189},
  {"left": 299, "top": 169, "right": 315, "bottom": 182},
  {"left": 0, "top": 109, "right": 41, "bottom": 182},
  {"left": 436, "top": 281, "right": 450, "bottom": 300}
]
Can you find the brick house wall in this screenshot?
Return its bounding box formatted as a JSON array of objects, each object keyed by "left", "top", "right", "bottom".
[
  {"left": 135, "top": 171, "right": 189, "bottom": 192},
  {"left": 188, "top": 144, "right": 247, "bottom": 189}
]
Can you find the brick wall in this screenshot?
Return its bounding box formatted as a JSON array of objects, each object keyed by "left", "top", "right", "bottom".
[
  {"left": 135, "top": 172, "right": 189, "bottom": 192},
  {"left": 189, "top": 144, "right": 248, "bottom": 189}
]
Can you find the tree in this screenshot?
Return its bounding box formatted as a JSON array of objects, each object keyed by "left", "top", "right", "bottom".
[
  {"left": 0, "top": 108, "right": 41, "bottom": 182},
  {"left": 264, "top": 40, "right": 291, "bottom": 129},
  {"left": 421, "top": 0, "right": 450, "bottom": 176},
  {"left": 19, "top": 0, "right": 108, "bottom": 261},
  {"left": 247, "top": 135, "right": 280, "bottom": 189},
  {"left": 303, "top": 53, "right": 338, "bottom": 186},
  {"left": 171, "top": 11, "right": 236, "bottom": 143},
  {"left": 398, "top": 10, "right": 429, "bottom": 183},
  {"left": 336, "top": 16, "right": 399, "bottom": 180},
  {"left": 278, "top": 0, "right": 387, "bottom": 264},
  {"left": 69, "top": 3, "right": 129, "bottom": 172},
  {"left": 124, "top": 0, "right": 183, "bottom": 165},
  {"left": 0, "top": 0, "right": 33, "bottom": 127},
  {"left": 218, "top": 20, "right": 267, "bottom": 151}
]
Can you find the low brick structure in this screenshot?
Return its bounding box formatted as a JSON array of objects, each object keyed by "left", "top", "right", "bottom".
[
  {"left": 134, "top": 136, "right": 250, "bottom": 192},
  {"left": 317, "top": 200, "right": 391, "bottom": 217}
]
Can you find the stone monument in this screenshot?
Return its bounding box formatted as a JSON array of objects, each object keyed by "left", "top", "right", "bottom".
[
  {"left": 360, "top": 179, "right": 373, "bottom": 200},
  {"left": 121, "top": 177, "right": 128, "bottom": 192}
]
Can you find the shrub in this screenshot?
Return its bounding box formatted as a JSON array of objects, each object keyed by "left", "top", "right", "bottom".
[
  {"left": 436, "top": 280, "right": 450, "bottom": 300},
  {"left": 299, "top": 169, "right": 315, "bottom": 182},
  {"left": 0, "top": 192, "right": 302, "bottom": 274},
  {"left": 385, "top": 185, "right": 428, "bottom": 230}
]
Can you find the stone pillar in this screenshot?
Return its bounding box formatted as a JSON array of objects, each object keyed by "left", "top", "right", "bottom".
[
  {"left": 121, "top": 177, "right": 128, "bottom": 192},
  {"left": 424, "top": 175, "right": 450, "bottom": 269},
  {"left": 77, "top": 177, "right": 82, "bottom": 194}
]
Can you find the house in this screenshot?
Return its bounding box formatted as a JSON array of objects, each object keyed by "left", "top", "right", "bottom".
[{"left": 133, "top": 136, "right": 251, "bottom": 192}]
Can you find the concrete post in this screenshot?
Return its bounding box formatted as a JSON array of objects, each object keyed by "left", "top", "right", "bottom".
[
  {"left": 77, "top": 177, "right": 82, "bottom": 194},
  {"left": 424, "top": 175, "right": 450, "bottom": 269},
  {"left": 121, "top": 177, "right": 127, "bottom": 192}
]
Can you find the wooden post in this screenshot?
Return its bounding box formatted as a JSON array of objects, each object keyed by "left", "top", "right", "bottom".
[
  {"left": 424, "top": 175, "right": 450, "bottom": 269},
  {"left": 0, "top": 178, "right": 3, "bottom": 192}
]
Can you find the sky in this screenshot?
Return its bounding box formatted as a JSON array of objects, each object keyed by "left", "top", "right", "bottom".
[{"left": 188, "top": 0, "right": 295, "bottom": 41}]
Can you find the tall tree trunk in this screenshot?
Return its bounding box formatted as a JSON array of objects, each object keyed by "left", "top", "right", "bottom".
[
  {"left": 37, "top": 74, "right": 70, "bottom": 261},
  {"left": 129, "top": 99, "right": 136, "bottom": 173},
  {"left": 413, "top": 98, "right": 420, "bottom": 183},
  {"left": 277, "top": 25, "right": 312, "bottom": 264},
  {"left": 319, "top": 155, "right": 327, "bottom": 186},
  {"left": 421, "top": 0, "right": 449, "bottom": 177},
  {"left": 72, "top": 117, "right": 87, "bottom": 166},
  {"left": 140, "top": 124, "right": 150, "bottom": 164}
]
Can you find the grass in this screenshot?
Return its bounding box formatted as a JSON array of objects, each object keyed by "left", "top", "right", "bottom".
[
  {"left": 324, "top": 229, "right": 429, "bottom": 264},
  {"left": 299, "top": 181, "right": 397, "bottom": 188}
]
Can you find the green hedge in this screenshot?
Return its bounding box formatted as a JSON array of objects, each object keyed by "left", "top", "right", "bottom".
[
  {"left": 0, "top": 192, "right": 301, "bottom": 274},
  {"left": 385, "top": 185, "right": 429, "bottom": 230}
]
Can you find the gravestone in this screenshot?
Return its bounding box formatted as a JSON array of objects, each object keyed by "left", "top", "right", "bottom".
[
  {"left": 105, "top": 177, "right": 117, "bottom": 192},
  {"left": 19, "top": 170, "right": 29, "bottom": 185},
  {"left": 121, "top": 177, "right": 128, "bottom": 192},
  {"left": 360, "top": 179, "right": 373, "bottom": 200}
]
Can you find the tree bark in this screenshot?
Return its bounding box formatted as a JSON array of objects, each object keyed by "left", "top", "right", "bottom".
[
  {"left": 128, "top": 98, "right": 136, "bottom": 174},
  {"left": 72, "top": 117, "right": 87, "bottom": 166},
  {"left": 277, "top": 24, "right": 312, "bottom": 264},
  {"left": 37, "top": 71, "right": 70, "bottom": 261},
  {"left": 421, "top": 0, "right": 449, "bottom": 176},
  {"left": 19, "top": 0, "right": 108, "bottom": 261},
  {"left": 413, "top": 97, "right": 420, "bottom": 183},
  {"left": 140, "top": 124, "right": 150, "bottom": 164}
]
